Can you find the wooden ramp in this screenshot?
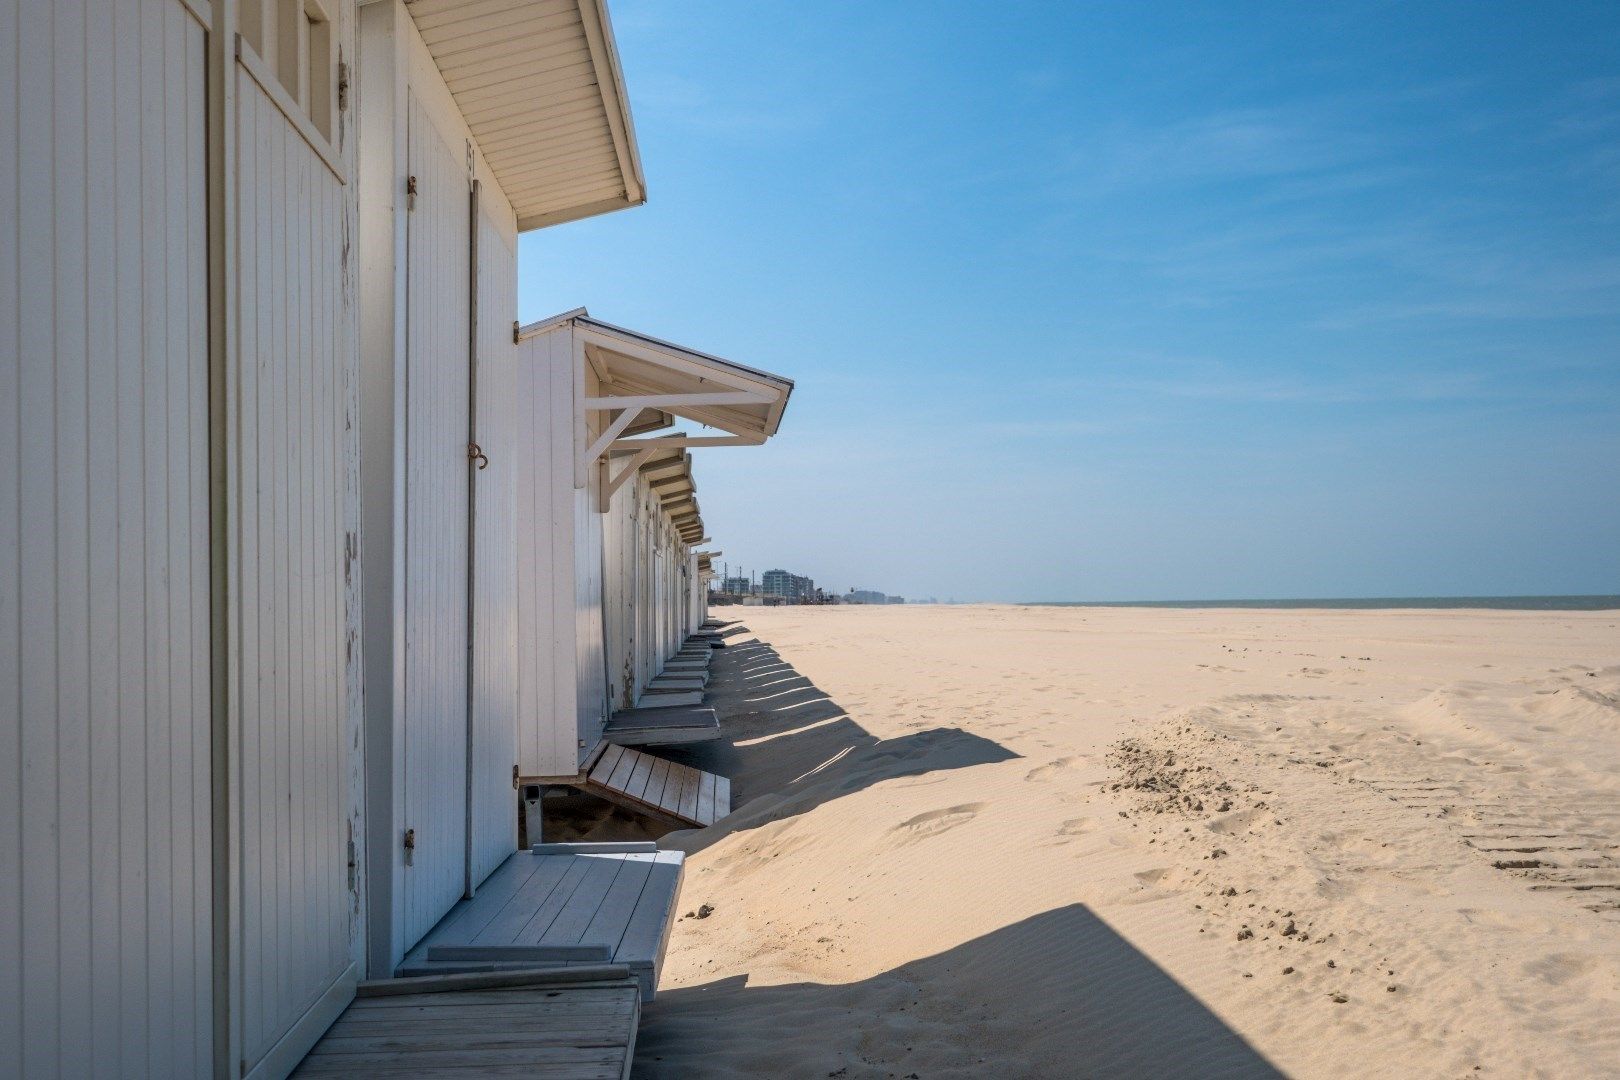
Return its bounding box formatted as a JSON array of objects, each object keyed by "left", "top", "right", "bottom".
[
  {"left": 584, "top": 744, "right": 731, "bottom": 828},
  {"left": 293, "top": 969, "right": 640, "bottom": 1079},
  {"left": 604, "top": 703, "right": 721, "bottom": 746},
  {"left": 397, "top": 848, "right": 685, "bottom": 1001}
]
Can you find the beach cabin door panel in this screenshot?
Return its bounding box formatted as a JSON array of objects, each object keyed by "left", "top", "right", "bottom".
[
  {"left": 3, "top": 3, "right": 212, "bottom": 1073},
  {"left": 400, "top": 91, "right": 471, "bottom": 949},
  {"left": 234, "top": 26, "right": 364, "bottom": 1075}
]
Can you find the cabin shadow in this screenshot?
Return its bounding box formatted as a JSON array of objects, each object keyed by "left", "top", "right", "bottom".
[
  {"left": 633, "top": 903, "right": 1285, "bottom": 1079},
  {"left": 653, "top": 628, "right": 1019, "bottom": 851},
  {"left": 544, "top": 625, "right": 1016, "bottom": 846}
]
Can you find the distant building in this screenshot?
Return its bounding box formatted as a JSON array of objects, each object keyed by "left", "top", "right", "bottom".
[
  {"left": 762, "top": 568, "right": 815, "bottom": 602},
  {"left": 721, "top": 575, "right": 750, "bottom": 595},
  {"left": 845, "top": 588, "right": 887, "bottom": 605},
  {"left": 886, "top": 595, "right": 906, "bottom": 604}
]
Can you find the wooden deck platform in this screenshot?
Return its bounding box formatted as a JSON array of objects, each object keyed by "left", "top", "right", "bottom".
[
  {"left": 635, "top": 686, "right": 704, "bottom": 708},
  {"left": 650, "top": 672, "right": 707, "bottom": 689},
  {"left": 397, "top": 848, "right": 685, "bottom": 1001},
  {"left": 604, "top": 703, "right": 721, "bottom": 746},
  {"left": 294, "top": 969, "right": 640, "bottom": 1079},
  {"left": 583, "top": 744, "right": 730, "bottom": 828}
]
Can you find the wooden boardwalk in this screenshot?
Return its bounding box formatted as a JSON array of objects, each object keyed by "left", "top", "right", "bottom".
[
  {"left": 398, "top": 849, "right": 685, "bottom": 1001},
  {"left": 585, "top": 744, "right": 731, "bottom": 827},
  {"left": 294, "top": 971, "right": 640, "bottom": 1079}
]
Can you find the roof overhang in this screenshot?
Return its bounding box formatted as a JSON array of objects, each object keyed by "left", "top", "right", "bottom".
[
  {"left": 407, "top": 0, "right": 646, "bottom": 232},
  {"left": 518, "top": 309, "right": 795, "bottom": 455}
]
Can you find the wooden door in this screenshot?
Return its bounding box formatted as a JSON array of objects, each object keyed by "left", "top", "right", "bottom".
[{"left": 400, "top": 89, "right": 471, "bottom": 950}]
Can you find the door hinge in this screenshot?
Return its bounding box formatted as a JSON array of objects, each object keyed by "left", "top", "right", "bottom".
[
  {"left": 512, "top": 320, "right": 520, "bottom": 345},
  {"left": 337, "top": 62, "right": 350, "bottom": 111},
  {"left": 347, "top": 837, "right": 357, "bottom": 890},
  {"left": 403, "top": 827, "right": 416, "bottom": 867},
  {"left": 512, "top": 764, "right": 520, "bottom": 789},
  {"left": 406, "top": 174, "right": 418, "bottom": 211}
]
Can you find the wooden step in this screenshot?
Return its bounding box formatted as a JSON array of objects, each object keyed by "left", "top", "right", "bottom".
[
  {"left": 604, "top": 704, "right": 720, "bottom": 745},
  {"left": 583, "top": 744, "right": 731, "bottom": 828},
  {"left": 294, "top": 978, "right": 641, "bottom": 1078},
  {"left": 635, "top": 686, "right": 703, "bottom": 708},
  {"left": 392, "top": 847, "right": 686, "bottom": 1004}
]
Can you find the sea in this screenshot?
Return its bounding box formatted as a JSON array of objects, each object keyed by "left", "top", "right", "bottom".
[{"left": 1027, "top": 596, "right": 1620, "bottom": 611}]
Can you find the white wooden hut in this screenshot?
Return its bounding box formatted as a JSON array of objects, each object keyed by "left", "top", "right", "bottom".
[
  {"left": 2, "top": 0, "right": 652, "bottom": 1075},
  {"left": 509, "top": 312, "right": 792, "bottom": 776}
]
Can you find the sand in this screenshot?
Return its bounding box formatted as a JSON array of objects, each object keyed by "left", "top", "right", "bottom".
[{"left": 629, "top": 604, "right": 1620, "bottom": 1079}]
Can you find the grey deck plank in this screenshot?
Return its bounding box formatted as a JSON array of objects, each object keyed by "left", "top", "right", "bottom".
[
  {"left": 678, "top": 768, "right": 701, "bottom": 822},
  {"left": 292, "top": 982, "right": 638, "bottom": 1079},
  {"left": 415, "top": 852, "right": 545, "bottom": 952},
  {"left": 694, "top": 771, "right": 716, "bottom": 826},
  {"left": 535, "top": 856, "right": 637, "bottom": 947},
  {"left": 615, "top": 853, "right": 685, "bottom": 993},
  {"left": 604, "top": 704, "right": 720, "bottom": 747},
  {"left": 581, "top": 854, "right": 657, "bottom": 955},
  {"left": 509, "top": 857, "right": 596, "bottom": 944},
  {"left": 587, "top": 743, "right": 626, "bottom": 786},
  {"left": 622, "top": 751, "right": 656, "bottom": 801},
  {"left": 470, "top": 856, "right": 578, "bottom": 946},
  {"left": 604, "top": 746, "right": 640, "bottom": 791},
  {"left": 640, "top": 757, "right": 672, "bottom": 809}
]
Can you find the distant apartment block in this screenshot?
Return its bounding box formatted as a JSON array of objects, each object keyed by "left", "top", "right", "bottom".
[
  {"left": 845, "top": 588, "right": 887, "bottom": 604},
  {"left": 721, "top": 575, "right": 751, "bottom": 594},
  {"left": 762, "top": 568, "right": 815, "bottom": 601}
]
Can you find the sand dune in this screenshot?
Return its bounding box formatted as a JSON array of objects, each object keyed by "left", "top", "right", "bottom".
[{"left": 630, "top": 604, "right": 1620, "bottom": 1078}]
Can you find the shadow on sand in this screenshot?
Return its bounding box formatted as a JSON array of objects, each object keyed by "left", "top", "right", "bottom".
[
  {"left": 652, "top": 632, "right": 1019, "bottom": 851},
  {"left": 634, "top": 902, "right": 1284, "bottom": 1079}
]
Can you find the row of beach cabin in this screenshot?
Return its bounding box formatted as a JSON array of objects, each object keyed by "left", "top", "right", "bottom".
[{"left": 1, "top": 1, "right": 789, "bottom": 1076}]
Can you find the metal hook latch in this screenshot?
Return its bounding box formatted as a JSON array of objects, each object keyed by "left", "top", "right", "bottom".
[{"left": 468, "top": 443, "right": 489, "bottom": 470}]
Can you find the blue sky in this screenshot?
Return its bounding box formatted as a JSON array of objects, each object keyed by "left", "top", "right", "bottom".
[{"left": 518, "top": 1, "right": 1620, "bottom": 602}]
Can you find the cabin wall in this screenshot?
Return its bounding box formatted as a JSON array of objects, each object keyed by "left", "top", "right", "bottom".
[
  {"left": 470, "top": 197, "right": 520, "bottom": 888},
  {"left": 358, "top": 0, "right": 525, "bottom": 974},
  {"left": 3, "top": 0, "right": 369, "bottom": 1075},
  {"left": 574, "top": 369, "right": 610, "bottom": 759},
  {"left": 2, "top": 2, "right": 212, "bottom": 1074},
  {"left": 512, "top": 327, "right": 586, "bottom": 778},
  {"left": 231, "top": 18, "right": 363, "bottom": 1073},
  {"left": 603, "top": 460, "right": 639, "bottom": 710}
]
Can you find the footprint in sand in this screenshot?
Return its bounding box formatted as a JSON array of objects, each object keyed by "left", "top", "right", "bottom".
[
  {"left": 889, "top": 803, "right": 986, "bottom": 843},
  {"left": 1024, "top": 757, "right": 1082, "bottom": 782},
  {"left": 1056, "top": 816, "right": 1096, "bottom": 837}
]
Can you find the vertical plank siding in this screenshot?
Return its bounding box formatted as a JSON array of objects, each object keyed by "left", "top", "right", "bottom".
[
  {"left": 1, "top": 1, "right": 211, "bottom": 1075},
  {"left": 232, "top": 61, "right": 355, "bottom": 1073},
  {"left": 470, "top": 210, "right": 518, "bottom": 887},
  {"left": 573, "top": 403, "right": 607, "bottom": 756},
  {"left": 401, "top": 91, "right": 470, "bottom": 949},
  {"left": 512, "top": 328, "right": 580, "bottom": 778}
]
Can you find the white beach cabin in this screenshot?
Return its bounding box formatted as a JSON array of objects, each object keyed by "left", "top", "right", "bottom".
[
  {"left": 1, "top": 0, "right": 673, "bottom": 1075},
  {"left": 506, "top": 311, "right": 791, "bottom": 811}
]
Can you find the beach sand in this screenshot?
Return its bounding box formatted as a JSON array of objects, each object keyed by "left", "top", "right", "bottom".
[{"left": 628, "top": 604, "right": 1620, "bottom": 1079}]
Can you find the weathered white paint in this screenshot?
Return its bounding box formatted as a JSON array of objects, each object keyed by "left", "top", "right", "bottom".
[
  {"left": 2, "top": 2, "right": 212, "bottom": 1074},
  {"left": 10, "top": 0, "right": 654, "bottom": 1072},
  {"left": 469, "top": 198, "right": 521, "bottom": 889},
  {"left": 399, "top": 84, "right": 472, "bottom": 954},
  {"left": 510, "top": 327, "right": 579, "bottom": 778},
  {"left": 359, "top": 0, "right": 533, "bottom": 974},
  {"left": 231, "top": 37, "right": 359, "bottom": 1073}
]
